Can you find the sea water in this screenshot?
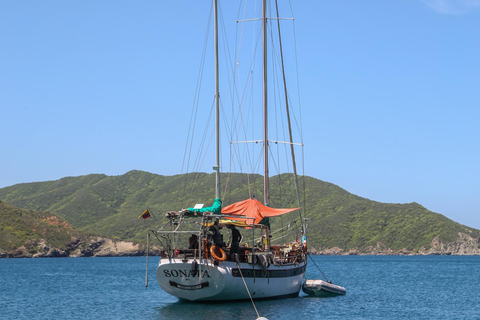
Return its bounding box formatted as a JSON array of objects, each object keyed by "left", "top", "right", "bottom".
[{"left": 1, "top": 255, "right": 479, "bottom": 319}]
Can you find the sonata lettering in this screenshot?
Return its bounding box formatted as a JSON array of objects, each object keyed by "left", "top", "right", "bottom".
[{"left": 163, "top": 269, "right": 210, "bottom": 278}]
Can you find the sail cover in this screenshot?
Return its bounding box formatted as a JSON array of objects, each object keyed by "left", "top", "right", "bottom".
[{"left": 221, "top": 198, "right": 300, "bottom": 225}]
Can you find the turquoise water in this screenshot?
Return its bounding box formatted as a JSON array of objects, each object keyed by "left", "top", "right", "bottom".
[{"left": 1, "top": 255, "right": 479, "bottom": 319}]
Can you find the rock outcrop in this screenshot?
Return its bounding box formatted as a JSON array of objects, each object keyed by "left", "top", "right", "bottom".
[
  {"left": 418, "top": 232, "right": 480, "bottom": 255},
  {"left": 71, "top": 237, "right": 161, "bottom": 257},
  {"left": 310, "top": 233, "right": 480, "bottom": 256},
  {"left": 0, "top": 236, "right": 162, "bottom": 258}
]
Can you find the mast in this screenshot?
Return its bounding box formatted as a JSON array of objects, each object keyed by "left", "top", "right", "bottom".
[
  {"left": 262, "top": 0, "right": 269, "bottom": 206},
  {"left": 262, "top": 0, "right": 271, "bottom": 250},
  {"left": 214, "top": 0, "right": 221, "bottom": 200}
]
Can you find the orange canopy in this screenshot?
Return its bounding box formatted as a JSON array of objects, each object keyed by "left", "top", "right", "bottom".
[{"left": 221, "top": 198, "right": 300, "bottom": 225}]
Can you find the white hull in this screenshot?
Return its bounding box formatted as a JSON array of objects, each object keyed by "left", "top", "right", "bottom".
[{"left": 156, "top": 258, "right": 306, "bottom": 301}]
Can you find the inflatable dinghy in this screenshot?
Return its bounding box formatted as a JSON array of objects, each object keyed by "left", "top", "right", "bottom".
[{"left": 302, "top": 279, "right": 346, "bottom": 297}]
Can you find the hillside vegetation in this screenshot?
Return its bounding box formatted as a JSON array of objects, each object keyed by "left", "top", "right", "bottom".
[
  {"left": 1, "top": 170, "right": 479, "bottom": 255},
  {"left": 0, "top": 200, "right": 84, "bottom": 256}
]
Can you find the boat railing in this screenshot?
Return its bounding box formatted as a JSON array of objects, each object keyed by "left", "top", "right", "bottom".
[{"left": 154, "top": 211, "right": 305, "bottom": 265}]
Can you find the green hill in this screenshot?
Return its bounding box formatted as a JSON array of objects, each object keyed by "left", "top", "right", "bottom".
[
  {"left": 1, "top": 170, "right": 479, "bottom": 255},
  {"left": 0, "top": 200, "right": 85, "bottom": 256}
]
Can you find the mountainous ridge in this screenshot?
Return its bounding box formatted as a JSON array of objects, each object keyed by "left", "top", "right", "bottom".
[{"left": 1, "top": 170, "right": 479, "bottom": 257}]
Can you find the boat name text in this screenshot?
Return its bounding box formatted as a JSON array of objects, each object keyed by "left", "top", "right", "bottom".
[{"left": 163, "top": 269, "right": 211, "bottom": 278}]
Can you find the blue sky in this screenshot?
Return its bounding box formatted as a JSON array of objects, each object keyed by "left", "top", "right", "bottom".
[{"left": 1, "top": 0, "right": 479, "bottom": 229}]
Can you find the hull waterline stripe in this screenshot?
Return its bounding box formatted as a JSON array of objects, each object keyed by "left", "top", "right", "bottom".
[{"left": 231, "top": 265, "right": 306, "bottom": 278}]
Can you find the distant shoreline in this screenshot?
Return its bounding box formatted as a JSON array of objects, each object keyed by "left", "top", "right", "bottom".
[{"left": 2, "top": 249, "right": 479, "bottom": 259}]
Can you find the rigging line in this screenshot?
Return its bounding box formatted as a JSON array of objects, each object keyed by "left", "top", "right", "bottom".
[
  {"left": 232, "top": 0, "right": 248, "bottom": 135},
  {"left": 229, "top": 16, "right": 257, "bottom": 179},
  {"left": 268, "top": 0, "right": 302, "bottom": 146},
  {"left": 286, "top": 0, "right": 306, "bottom": 222},
  {"left": 301, "top": 148, "right": 307, "bottom": 220},
  {"left": 226, "top": 77, "right": 258, "bottom": 183},
  {"left": 289, "top": 20, "right": 307, "bottom": 224},
  {"left": 179, "top": 3, "right": 214, "bottom": 206},
  {"left": 230, "top": 3, "right": 267, "bottom": 204},
  {"left": 235, "top": 7, "right": 264, "bottom": 174},
  {"left": 219, "top": 0, "right": 242, "bottom": 157},
  {"left": 274, "top": 0, "right": 304, "bottom": 234},
  {"left": 267, "top": 144, "right": 280, "bottom": 178},
  {"left": 272, "top": 61, "right": 294, "bottom": 178},
  {"left": 187, "top": 4, "right": 214, "bottom": 175},
  {"left": 271, "top": 225, "right": 299, "bottom": 242},
  {"left": 288, "top": 0, "right": 304, "bottom": 144},
  {"left": 232, "top": 13, "right": 258, "bottom": 184},
  {"left": 229, "top": 130, "right": 249, "bottom": 177},
  {"left": 230, "top": 72, "right": 254, "bottom": 172},
  {"left": 253, "top": 146, "right": 263, "bottom": 179},
  {"left": 230, "top": 149, "right": 263, "bottom": 200},
  {"left": 179, "top": 2, "right": 214, "bottom": 205},
  {"left": 235, "top": 30, "right": 263, "bottom": 177},
  {"left": 217, "top": 4, "right": 238, "bottom": 117},
  {"left": 230, "top": 141, "right": 264, "bottom": 199},
  {"left": 230, "top": 86, "right": 262, "bottom": 190},
  {"left": 185, "top": 100, "right": 215, "bottom": 207},
  {"left": 223, "top": 163, "right": 232, "bottom": 204},
  {"left": 192, "top": 99, "right": 215, "bottom": 172},
  {"left": 269, "top": 219, "right": 300, "bottom": 234},
  {"left": 228, "top": 143, "right": 247, "bottom": 196},
  {"left": 197, "top": 127, "right": 216, "bottom": 174},
  {"left": 248, "top": 69, "right": 257, "bottom": 176},
  {"left": 267, "top": 145, "right": 296, "bottom": 205},
  {"left": 267, "top": 18, "right": 290, "bottom": 152},
  {"left": 269, "top": 42, "right": 290, "bottom": 182}
]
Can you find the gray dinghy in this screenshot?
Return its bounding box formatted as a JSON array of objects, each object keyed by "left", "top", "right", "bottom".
[{"left": 302, "top": 279, "right": 346, "bottom": 297}]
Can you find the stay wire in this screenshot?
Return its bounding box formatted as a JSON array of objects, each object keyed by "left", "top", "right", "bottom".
[{"left": 307, "top": 253, "right": 331, "bottom": 283}]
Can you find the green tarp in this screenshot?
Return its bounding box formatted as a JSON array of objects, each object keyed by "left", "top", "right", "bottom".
[{"left": 188, "top": 198, "right": 222, "bottom": 213}]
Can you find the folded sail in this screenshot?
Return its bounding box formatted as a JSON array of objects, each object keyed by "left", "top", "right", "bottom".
[{"left": 188, "top": 198, "right": 222, "bottom": 213}]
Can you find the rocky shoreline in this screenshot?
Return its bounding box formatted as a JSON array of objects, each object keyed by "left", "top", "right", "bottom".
[
  {"left": 311, "top": 233, "right": 480, "bottom": 256},
  {"left": 0, "top": 236, "right": 162, "bottom": 259},
  {"left": 2, "top": 232, "right": 479, "bottom": 258}
]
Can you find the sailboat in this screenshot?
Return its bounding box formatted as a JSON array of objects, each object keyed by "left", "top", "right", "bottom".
[{"left": 152, "top": 0, "right": 307, "bottom": 301}]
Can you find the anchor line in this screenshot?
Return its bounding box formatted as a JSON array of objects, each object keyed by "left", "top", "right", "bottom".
[
  {"left": 307, "top": 253, "right": 331, "bottom": 283},
  {"left": 234, "top": 254, "right": 263, "bottom": 319}
]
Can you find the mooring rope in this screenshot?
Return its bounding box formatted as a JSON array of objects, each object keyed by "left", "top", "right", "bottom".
[
  {"left": 234, "top": 255, "right": 268, "bottom": 320},
  {"left": 307, "top": 253, "right": 331, "bottom": 283}
]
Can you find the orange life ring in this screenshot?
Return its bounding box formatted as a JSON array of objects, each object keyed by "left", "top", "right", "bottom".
[{"left": 209, "top": 245, "right": 227, "bottom": 261}]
